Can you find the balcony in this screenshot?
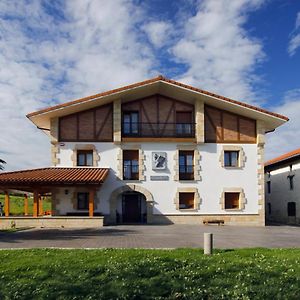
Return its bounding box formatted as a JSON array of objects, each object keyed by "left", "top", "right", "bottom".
[{"left": 122, "top": 122, "right": 195, "bottom": 138}]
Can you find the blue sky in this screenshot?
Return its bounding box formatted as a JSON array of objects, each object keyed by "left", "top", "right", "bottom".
[{"left": 0, "top": 0, "right": 300, "bottom": 170}]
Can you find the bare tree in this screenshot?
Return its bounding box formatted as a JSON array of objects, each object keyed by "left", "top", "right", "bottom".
[{"left": 0, "top": 159, "right": 6, "bottom": 170}]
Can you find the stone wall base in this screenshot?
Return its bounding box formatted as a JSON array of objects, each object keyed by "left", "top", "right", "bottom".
[
  {"left": 0, "top": 217, "right": 104, "bottom": 229},
  {"left": 150, "top": 214, "right": 265, "bottom": 226},
  {"left": 103, "top": 214, "right": 265, "bottom": 226}
]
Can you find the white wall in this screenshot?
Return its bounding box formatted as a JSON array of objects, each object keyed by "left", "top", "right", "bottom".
[
  {"left": 265, "top": 161, "right": 300, "bottom": 224},
  {"left": 56, "top": 142, "right": 259, "bottom": 216}
]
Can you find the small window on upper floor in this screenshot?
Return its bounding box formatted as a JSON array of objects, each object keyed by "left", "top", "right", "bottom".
[
  {"left": 267, "top": 181, "right": 271, "bottom": 194},
  {"left": 179, "top": 150, "right": 194, "bottom": 180},
  {"left": 123, "top": 111, "right": 139, "bottom": 136},
  {"left": 288, "top": 175, "right": 294, "bottom": 190},
  {"left": 123, "top": 150, "right": 139, "bottom": 180},
  {"left": 224, "top": 192, "right": 240, "bottom": 209},
  {"left": 179, "top": 192, "right": 195, "bottom": 209},
  {"left": 224, "top": 151, "right": 239, "bottom": 167},
  {"left": 77, "top": 150, "right": 93, "bottom": 166}
]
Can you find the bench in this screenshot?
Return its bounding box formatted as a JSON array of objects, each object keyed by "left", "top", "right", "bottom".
[{"left": 203, "top": 220, "right": 225, "bottom": 226}]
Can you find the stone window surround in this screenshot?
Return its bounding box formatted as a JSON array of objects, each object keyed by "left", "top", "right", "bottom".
[
  {"left": 174, "top": 187, "right": 201, "bottom": 211},
  {"left": 173, "top": 145, "right": 201, "bottom": 181},
  {"left": 71, "top": 144, "right": 100, "bottom": 167},
  {"left": 220, "top": 188, "right": 246, "bottom": 211},
  {"left": 117, "top": 144, "right": 145, "bottom": 181},
  {"left": 219, "top": 145, "right": 246, "bottom": 169}
]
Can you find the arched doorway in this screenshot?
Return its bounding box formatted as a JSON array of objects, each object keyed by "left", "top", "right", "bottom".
[
  {"left": 120, "top": 191, "right": 146, "bottom": 224},
  {"left": 109, "top": 184, "right": 154, "bottom": 224}
]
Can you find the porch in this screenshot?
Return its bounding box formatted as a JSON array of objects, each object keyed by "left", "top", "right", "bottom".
[{"left": 0, "top": 167, "right": 109, "bottom": 229}]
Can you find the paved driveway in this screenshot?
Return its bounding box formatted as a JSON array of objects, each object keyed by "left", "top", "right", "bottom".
[{"left": 0, "top": 225, "right": 299, "bottom": 249}]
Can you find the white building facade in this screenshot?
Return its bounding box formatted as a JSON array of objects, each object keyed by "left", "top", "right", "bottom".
[
  {"left": 265, "top": 149, "right": 300, "bottom": 225},
  {"left": 3, "top": 76, "right": 288, "bottom": 226}
]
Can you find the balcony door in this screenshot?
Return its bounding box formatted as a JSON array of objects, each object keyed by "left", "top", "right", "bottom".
[{"left": 123, "top": 111, "right": 139, "bottom": 136}]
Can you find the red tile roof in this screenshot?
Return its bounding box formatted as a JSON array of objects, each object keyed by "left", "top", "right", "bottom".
[
  {"left": 265, "top": 148, "right": 300, "bottom": 167},
  {"left": 0, "top": 167, "right": 109, "bottom": 186},
  {"left": 26, "top": 76, "right": 289, "bottom": 121}
]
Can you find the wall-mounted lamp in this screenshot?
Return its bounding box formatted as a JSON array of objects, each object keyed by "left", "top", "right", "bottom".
[{"left": 64, "top": 189, "right": 69, "bottom": 195}]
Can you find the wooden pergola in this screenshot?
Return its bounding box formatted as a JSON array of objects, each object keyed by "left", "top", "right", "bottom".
[{"left": 0, "top": 167, "right": 109, "bottom": 218}]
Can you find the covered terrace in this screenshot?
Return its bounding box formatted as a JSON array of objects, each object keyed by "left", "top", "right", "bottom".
[{"left": 0, "top": 167, "right": 109, "bottom": 229}]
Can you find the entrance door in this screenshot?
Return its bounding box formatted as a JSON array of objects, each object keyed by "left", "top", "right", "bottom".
[
  {"left": 287, "top": 202, "right": 296, "bottom": 224},
  {"left": 122, "top": 193, "right": 141, "bottom": 223}
]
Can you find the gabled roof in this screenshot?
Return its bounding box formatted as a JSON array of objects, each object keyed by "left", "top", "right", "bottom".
[
  {"left": 27, "top": 75, "right": 288, "bottom": 121},
  {"left": 0, "top": 167, "right": 109, "bottom": 186},
  {"left": 26, "top": 76, "right": 288, "bottom": 133},
  {"left": 265, "top": 148, "right": 300, "bottom": 167}
]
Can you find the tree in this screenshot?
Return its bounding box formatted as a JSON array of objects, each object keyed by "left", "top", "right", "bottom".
[{"left": 0, "top": 159, "right": 6, "bottom": 170}]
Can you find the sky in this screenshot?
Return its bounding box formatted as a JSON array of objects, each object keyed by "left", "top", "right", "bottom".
[{"left": 0, "top": 0, "right": 300, "bottom": 171}]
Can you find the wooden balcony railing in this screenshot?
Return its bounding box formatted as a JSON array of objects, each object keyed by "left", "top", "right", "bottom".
[{"left": 122, "top": 122, "right": 195, "bottom": 138}]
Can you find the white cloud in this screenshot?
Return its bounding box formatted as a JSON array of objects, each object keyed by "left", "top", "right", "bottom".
[
  {"left": 0, "top": 0, "right": 295, "bottom": 171},
  {"left": 171, "top": 0, "right": 265, "bottom": 103},
  {"left": 0, "top": 0, "right": 155, "bottom": 171},
  {"left": 288, "top": 35, "right": 300, "bottom": 56},
  {"left": 143, "top": 21, "right": 173, "bottom": 48},
  {"left": 288, "top": 12, "right": 300, "bottom": 56},
  {"left": 265, "top": 89, "right": 300, "bottom": 160}
]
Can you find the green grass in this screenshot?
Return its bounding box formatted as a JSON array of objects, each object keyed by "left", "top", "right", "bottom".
[
  {"left": 0, "top": 227, "right": 32, "bottom": 233},
  {"left": 0, "top": 248, "right": 299, "bottom": 299},
  {"left": 0, "top": 194, "right": 51, "bottom": 216}
]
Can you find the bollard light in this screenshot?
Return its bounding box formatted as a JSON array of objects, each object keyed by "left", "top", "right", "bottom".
[{"left": 204, "top": 232, "right": 213, "bottom": 255}]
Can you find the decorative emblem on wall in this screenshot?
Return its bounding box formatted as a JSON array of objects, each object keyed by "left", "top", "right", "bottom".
[{"left": 152, "top": 152, "right": 167, "bottom": 170}]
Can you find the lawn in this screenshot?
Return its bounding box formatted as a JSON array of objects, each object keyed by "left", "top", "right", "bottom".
[
  {"left": 0, "top": 248, "right": 299, "bottom": 299},
  {"left": 0, "top": 194, "right": 51, "bottom": 215}
]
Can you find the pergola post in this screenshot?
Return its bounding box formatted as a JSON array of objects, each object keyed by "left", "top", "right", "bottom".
[
  {"left": 33, "top": 190, "right": 39, "bottom": 218},
  {"left": 39, "top": 195, "right": 43, "bottom": 216},
  {"left": 4, "top": 191, "right": 10, "bottom": 217},
  {"left": 89, "top": 189, "right": 95, "bottom": 217},
  {"left": 24, "top": 194, "right": 28, "bottom": 216}
]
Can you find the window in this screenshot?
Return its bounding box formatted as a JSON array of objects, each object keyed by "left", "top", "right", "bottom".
[
  {"left": 123, "top": 150, "right": 139, "bottom": 180},
  {"left": 224, "top": 151, "right": 239, "bottom": 167},
  {"left": 267, "top": 181, "right": 271, "bottom": 194},
  {"left": 267, "top": 203, "right": 271, "bottom": 215},
  {"left": 179, "top": 192, "right": 195, "bottom": 209},
  {"left": 77, "top": 192, "right": 89, "bottom": 210},
  {"left": 287, "top": 202, "right": 296, "bottom": 217},
  {"left": 224, "top": 192, "right": 240, "bottom": 209},
  {"left": 288, "top": 175, "right": 294, "bottom": 190},
  {"left": 176, "top": 112, "right": 193, "bottom": 136},
  {"left": 179, "top": 151, "right": 194, "bottom": 180},
  {"left": 77, "top": 150, "right": 93, "bottom": 166},
  {"left": 123, "top": 111, "right": 139, "bottom": 135}
]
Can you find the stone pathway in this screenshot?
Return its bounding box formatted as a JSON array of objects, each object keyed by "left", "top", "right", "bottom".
[{"left": 0, "top": 224, "right": 299, "bottom": 249}]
